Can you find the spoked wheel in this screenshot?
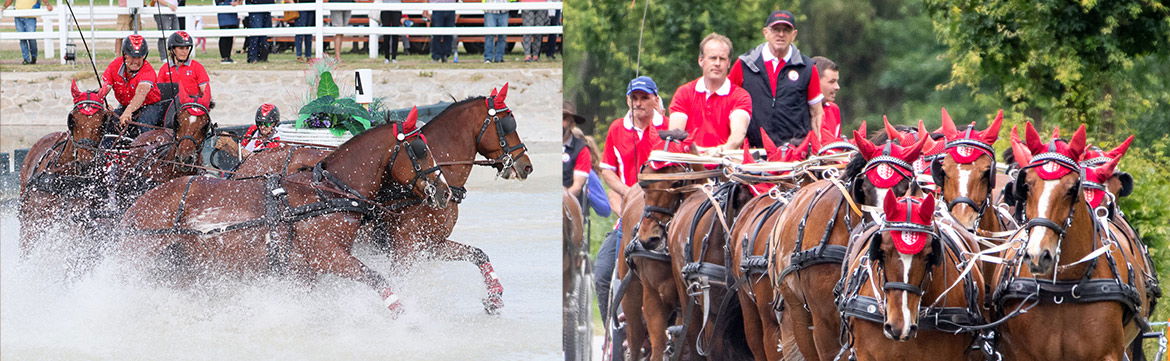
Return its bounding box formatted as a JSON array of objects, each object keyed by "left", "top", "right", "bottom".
[{"left": 565, "top": 256, "right": 593, "bottom": 361}]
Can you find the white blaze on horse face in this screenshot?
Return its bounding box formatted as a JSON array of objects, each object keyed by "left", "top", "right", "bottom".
[
  {"left": 875, "top": 188, "right": 890, "bottom": 209},
  {"left": 1027, "top": 180, "right": 1061, "bottom": 255},
  {"left": 898, "top": 252, "right": 914, "bottom": 338},
  {"left": 957, "top": 168, "right": 972, "bottom": 198}
]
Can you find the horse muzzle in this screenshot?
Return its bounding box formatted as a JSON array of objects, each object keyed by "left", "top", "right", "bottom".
[{"left": 882, "top": 322, "right": 918, "bottom": 342}]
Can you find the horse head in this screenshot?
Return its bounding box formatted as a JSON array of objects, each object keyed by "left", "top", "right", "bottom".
[
  {"left": 930, "top": 108, "right": 1003, "bottom": 230},
  {"left": 1080, "top": 136, "right": 1135, "bottom": 210},
  {"left": 173, "top": 84, "right": 213, "bottom": 169},
  {"left": 810, "top": 114, "right": 860, "bottom": 159},
  {"left": 1010, "top": 122, "right": 1088, "bottom": 275},
  {"left": 871, "top": 191, "right": 940, "bottom": 341},
  {"left": 391, "top": 106, "right": 450, "bottom": 208},
  {"left": 634, "top": 128, "right": 700, "bottom": 251},
  {"left": 476, "top": 82, "right": 533, "bottom": 180},
  {"left": 69, "top": 79, "right": 113, "bottom": 164},
  {"left": 848, "top": 119, "right": 929, "bottom": 210}
]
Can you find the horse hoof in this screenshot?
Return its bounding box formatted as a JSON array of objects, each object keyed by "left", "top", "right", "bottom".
[{"left": 482, "top": 294, "right": 503, "bottom": 314}]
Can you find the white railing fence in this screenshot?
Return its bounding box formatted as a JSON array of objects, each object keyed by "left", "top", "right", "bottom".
[{"left": 0, "top": 1, "right": 562, "bottom": 62}]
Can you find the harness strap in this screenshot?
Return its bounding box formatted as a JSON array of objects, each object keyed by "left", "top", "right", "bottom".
[
  {"left": 780, "top": 244, "right": 848, "bottom": 279},
  {"left": 839, "top": 295, "right": 982, "bottom": 333},
  {"left": 624, "top": 239, "right": 671, "bottom": 264},
  {"left": 994, "top": 278, "right": 1143, "bottom": 319}
]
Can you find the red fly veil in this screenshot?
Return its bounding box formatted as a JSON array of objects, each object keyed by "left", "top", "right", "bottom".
[
  {"left": 1080, "top": 136, "right": 1133, "bottom": 208},
  {"left": 938, "top": 108, "right": 1002, "bottom": 164},
  {"left": 71, "top": 79, "right": 110, "bottom": 116},
  {"left": 487, "top": 82, "right": 510, "bottom": 110},
  {"left": 856, "top": 120, "right": 928, "bottom": 189},
  {"left": 1011, "top": 123, "right": 1087, "bottom": 180},
  {"left": 882, "top": 191, "right": 936, "bottom": 255},
  {"left": 811, "top": 116, "right": 862, "bottom": 156},
  {"left": 394, "top": 106, "right": 425, "bottom": 142}
]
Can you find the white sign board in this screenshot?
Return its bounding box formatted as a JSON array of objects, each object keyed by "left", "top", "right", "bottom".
[{"left": 354, "top": 69, "right": 373, "bottom": 104}]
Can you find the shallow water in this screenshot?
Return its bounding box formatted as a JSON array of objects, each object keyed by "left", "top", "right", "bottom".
[{"left": 0, "top": 145, "right": 561, "bottom": 361}]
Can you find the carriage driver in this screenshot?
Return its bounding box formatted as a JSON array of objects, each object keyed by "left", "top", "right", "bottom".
[
  {"left": 157, "top": 31, "right": 213, "bottom": 112},
  {"left": 103, "top": 34, "right": 167, "bottom": 135}
]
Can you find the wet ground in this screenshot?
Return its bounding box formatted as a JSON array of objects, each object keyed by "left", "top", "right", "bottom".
[{"left": 0, "top": 144, "right": 561, "bottom": 361}]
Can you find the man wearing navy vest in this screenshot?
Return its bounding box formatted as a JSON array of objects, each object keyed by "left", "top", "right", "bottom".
[{"left": 729, "top": 10, "right": 824, "bottom": 147}]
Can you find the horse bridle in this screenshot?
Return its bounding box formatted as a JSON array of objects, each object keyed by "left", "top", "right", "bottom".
[
  {"left": 67, "top": 98, "right": 112, "bottom": 165},
  {"left": 174, "top": 102, "right": 214, "bottom": 150},
  {"left": 1017, "top": 152, "right": 1081, "bottom": 239},
  {"left": 938, "top": 137, "right": 998, "bottom": 226},
  {"left": 387, "top": 124, "right": 444, "bottom": 204},
  {"left": 475, "top": 95, "right": 526, "bottom": 174},
  {"left": 873, "top": 207, "right": 939, "bottom": 302}
]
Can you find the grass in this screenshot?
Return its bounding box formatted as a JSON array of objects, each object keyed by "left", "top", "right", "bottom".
[
  {"left": 586, "top": 210, "right": 617, "bottom": 336},
  {"left": 0, "top": 46, "right": 560, "bottom": 72}
]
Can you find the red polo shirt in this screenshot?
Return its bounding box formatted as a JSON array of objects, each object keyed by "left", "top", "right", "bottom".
[
  {"left": 102, "top": 56, "right": 162, "bottom": 107},
  {"left": 571, "top": 147, "right": 592, "bottom": 178},
  {"left": 157, "top": 59, "right": 212, "bottom": 101},
  {"left": 668, "top": 78, "right": 752, "bottom": 148},
  {"left": 600, "top": 112, "right": 668, "bottom": 187},
  {"left": 823, "top": 101, "right": 841, "bottom": 137}
]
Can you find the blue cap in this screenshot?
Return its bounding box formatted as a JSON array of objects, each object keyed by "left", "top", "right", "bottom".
[{"left": 626, "top": 76, "right": 658, "bottom": 95}]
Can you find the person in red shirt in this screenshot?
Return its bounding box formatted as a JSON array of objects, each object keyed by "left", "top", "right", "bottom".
[
  {"left": 103, "top": 34, "right": 166, "bottom": 135},
  {"left": 158, "top": 31, "right": 213, "bottom": 108},
  {"left": 667, "top": 32, "right": 752, "bottom": 155},
  {"left": 812, "top": 56, "right": 841, "bottom": 138},
  {"left": 240, "top": 104, "right": 283, "bottom": 153},
  {"left": 728, "top": 10, "right": 823, "bottom": 147},
  {"left": 563, "top": 101, "right": 592, "bottom": 198},
  {"left": 599, "top": 75, "right": 668, "bottom": 212}
]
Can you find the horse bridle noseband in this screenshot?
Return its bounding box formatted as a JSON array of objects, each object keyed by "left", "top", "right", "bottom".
[{"left": 475, "top": 96, "right": 526, "bottom": 173}]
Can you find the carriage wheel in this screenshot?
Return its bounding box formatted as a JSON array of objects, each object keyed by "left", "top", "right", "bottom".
[{"left": 564, "top": 257, "right": 594, "bottom": 361}]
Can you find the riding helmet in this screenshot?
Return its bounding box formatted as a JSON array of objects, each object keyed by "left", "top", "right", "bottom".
[
  {"left": 122, "top": 34, "right": 149, "bottom": 58},
  {"left": 255, "top": 104, "right": 280, "bottom": 126},
  {"left": 167, "top": 31, "right": 194, "bottom": 49}
]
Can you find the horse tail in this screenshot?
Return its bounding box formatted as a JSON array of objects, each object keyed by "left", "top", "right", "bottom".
[{"left": 709, "top": 293, "right": 753, "bottom": 361}]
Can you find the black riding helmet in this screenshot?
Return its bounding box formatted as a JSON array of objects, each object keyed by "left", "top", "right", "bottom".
[
  {"left": 167, "top": 31, "right": 194, "bottom": 50},
  {"left": 255, "top": 103, "right": 280, "bottom": 127},
  {"left": 122, "top": 34, "right": 149, "bottom": 58}
]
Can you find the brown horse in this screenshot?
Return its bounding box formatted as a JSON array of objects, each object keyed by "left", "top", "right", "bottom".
[
  {"left": 118, "top": 107, "right": 449, "bottom": 314},
  {"left": 729, "top": 132, "right": 826, "bottom": 361},
  {"left": 837, "top": 192, "right": 986, "bottom": 361},
  {"left": 211, "top": 83, "right": 531, "bottom": 313},
  {"left": 768, "top": 122, "right": 927, "bottom": 361},
  {"left": 19, "top": 80, "right": 114, "bottom": 260},
  {"left": 615, "top": 128, "right": 710, "bottom": 361},
  {"left": 991, "top": 124, "right": 1149, "bottom": 361},
  {"left": 563, "top": 191, "right": 592, "bottom": 361}
]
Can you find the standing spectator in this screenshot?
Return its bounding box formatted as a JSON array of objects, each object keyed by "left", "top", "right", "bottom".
[
  {"left": 667, "top": 32, "right": 752, "bottom": 154},
  {"left": 482, "top": 0, "right": 507, "bottom": 63},
  {"left": 112, "top": 0, "right": 140, "bottom": 57},
  {"left": 149, "top": 0, "right": 179, "bottom": 63},
  {"left": 519, "top": 0, "right": 548, "bottom": 62},
  {"left": 2, "top": 0, "right": 52, "bottom": 65},
  {"left": 811, "top": 56, "right": 841, "bottom": 136},
  {"left": 541, "top": 0, "right": 559, "bottom": 60},
  {"left": 193, "top": 16, "right": 206, "bottom": 51},
  {"left": 294, "top": 0, "right": 315, "bottom": 62},
  {"left": 244, "top": 0, "right": 274, "bottom": 63},
  {"left": 216, "top": 0, "right": 239, "bottom": 63},
  {"left": 379, "top": 0, "right": 401, "bottom": 64},
  {"left": 328, "top": 0, "right": 353, "bottom": 60},
  {"left": 423, "top": 0, "right": 456, "bottom": 63},
  {"left": 729, "top": 10, "right": 823, "bottom": 147}
]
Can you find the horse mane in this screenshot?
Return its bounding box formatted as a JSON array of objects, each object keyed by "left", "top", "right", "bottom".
[{"left": 418, "top": 96, "right": 487, "bottom": 131}]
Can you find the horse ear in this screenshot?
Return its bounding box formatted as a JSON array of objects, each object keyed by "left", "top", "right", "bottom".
[
  {"left": 897, "top": 125, "right": 929, "bottom": 162},
  {"left": 489, "top": 87, "right": 498, "bottom": 98},
  {"left": 1068, "top": 124, "right": 1087, "bottom": 160},
  {"left": 759, "top": 128, "right": 778, "bottom": 155},
  {"left": 1009, "top": 125, "right": 1020, "bottom": 145},
  {"left": 883, "top": 115, "right": 905, "bottom": 144},
  {"left": 742, "top": 142, "right": 754, "bottom": 164},
  {"left": 1024, "top": 122, "right": 1045, "bottom": 154},
  {"left": 883, "top": 190, "right": 899, "bottom": 217},
  {"left": 1011, "top": 139, "right": 1034, "bottom": 166},
  {"left": 981, "top": 109, "right": 1004, "bottom": 144},
  {"left": 853, "top": 126, "right": 880, "bottom": 160},
  {"left": 403, "top": 106, "right": 419, "bottom": 133},
  {"left": 795, "top": 130, "right": 814, "bottom": 159},
  {"left": 1107, "top": 135, "right": 1135, "bottom": 160},
  {"left": 920, "top": 193, "right": 936, "bottom": 221},
  {"left": 940, "top": 107, "right": 958, "bottom": 139},
  {"left": 71, "top": 79, "right": 81, "bottom": 99},
  {"left": 497, "top": 82, "right": 509, "bottom": 102},
  {"left": 98, "top": 84, "right": 111, "bottom": 99},
  {"left": 1051, "top": 126, "right": 1061, "bottom": 140},
  {"left": 1094, "top": 156, "right": 1122, "bottom": 184}
]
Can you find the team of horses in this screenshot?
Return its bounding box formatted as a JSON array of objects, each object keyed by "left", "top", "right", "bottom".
[
  {"left": 607, "top": 110, "right": 1161, "bottom": 361},
  {"left": 18, "top": 80, "right": 532, "bottom": 316}
]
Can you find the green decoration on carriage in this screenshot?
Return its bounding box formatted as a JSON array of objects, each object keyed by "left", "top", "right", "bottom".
[{"left": 294, "top": 59, "right": 391, "bottom": 137}]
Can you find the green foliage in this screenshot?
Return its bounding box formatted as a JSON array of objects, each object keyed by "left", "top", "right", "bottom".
[
  {"left": 317, "top": 71, "right": 340, "bottom": 99},
  {"left": 297, "top": 95, "right": 374, "bottom": 137},
  {"left": 1118, "top": 136, "right": 1170, "bottom": 275},
  {"left": 924, "top": 0, "right": 1170, "bottom": 131}
]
